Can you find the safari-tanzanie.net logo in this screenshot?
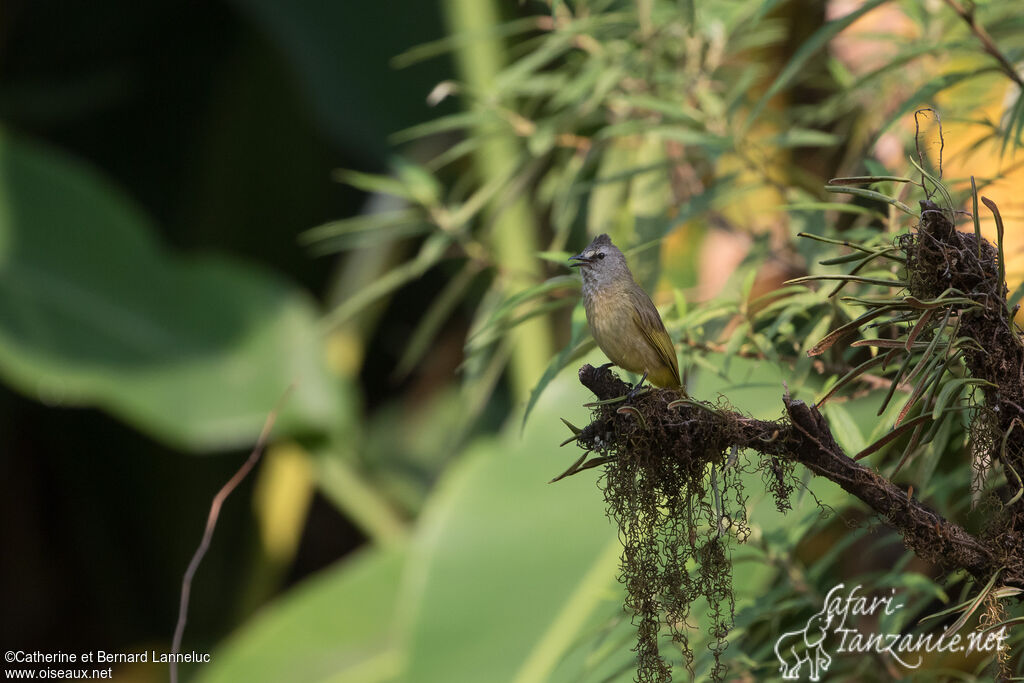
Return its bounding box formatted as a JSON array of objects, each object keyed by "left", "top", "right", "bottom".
[{"left": 774, "top": 583, "right": 1008, "bottom": 680}]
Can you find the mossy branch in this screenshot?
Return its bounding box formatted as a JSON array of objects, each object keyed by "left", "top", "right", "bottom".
[
  {"left": 572, "top": 198, "right": 1024, "bottom": 595},
  {"left": 576, "top": 363, "right": 1021, "bottom": 589},
  {"left": 567, "top": 196, "right": 1024, "bottom": 681}
]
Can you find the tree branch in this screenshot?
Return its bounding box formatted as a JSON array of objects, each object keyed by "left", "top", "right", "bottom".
[
  {"left": 942, "top": 0, "right": 1024, "bottom": 88},
  {"left": 577, "top": 363, "right": 1022, "bottom": 588}
]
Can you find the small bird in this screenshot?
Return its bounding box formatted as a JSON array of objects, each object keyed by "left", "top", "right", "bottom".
[{"left": 569, "top": 234, "right": 682, "bottom": 390}]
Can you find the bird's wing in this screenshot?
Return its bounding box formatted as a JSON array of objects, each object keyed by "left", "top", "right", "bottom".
[{"left": 631, "top": 294, "right": 680, "bottom": 385}]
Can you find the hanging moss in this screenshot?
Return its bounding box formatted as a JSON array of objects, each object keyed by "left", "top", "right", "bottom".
[{"left": 576, "top": 386, "right": 765, "bottom": 682}]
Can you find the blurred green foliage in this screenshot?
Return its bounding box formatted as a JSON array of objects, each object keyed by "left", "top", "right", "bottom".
[{"left": 0, "top": 131, "right": 346, "bottom": 451}]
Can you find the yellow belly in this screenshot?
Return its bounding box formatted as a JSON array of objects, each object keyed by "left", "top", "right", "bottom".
[{"left": 584, "top": 289, "right": 679, "bottom": 387}]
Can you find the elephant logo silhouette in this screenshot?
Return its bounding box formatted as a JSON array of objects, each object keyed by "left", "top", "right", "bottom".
[{"left": 774, "top": 597, "right": 835, "bottom": 680}]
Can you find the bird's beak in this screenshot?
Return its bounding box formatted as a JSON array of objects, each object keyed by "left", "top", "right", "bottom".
[{"left": 568, "top": 253, "right": 590, "bottom": 268}]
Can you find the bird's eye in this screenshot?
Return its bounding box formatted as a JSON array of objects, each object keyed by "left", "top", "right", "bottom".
[{"left": 597, "top": 252, "right": 605, "bottom": 259}]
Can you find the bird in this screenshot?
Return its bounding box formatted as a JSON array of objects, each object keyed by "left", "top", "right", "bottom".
[{"left": 569, "top": 233, "right": 682, "bottom": 390}]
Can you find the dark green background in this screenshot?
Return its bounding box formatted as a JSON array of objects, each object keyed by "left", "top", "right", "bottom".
[{"left": 0, "top": 0, "right": 451, "bottom": 655}]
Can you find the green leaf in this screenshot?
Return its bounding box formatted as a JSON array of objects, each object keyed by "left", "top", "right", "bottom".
[
  {"left": 467, "top": 274, "right": 578, "bottom": 351},
  {"left": 522, "top": 301, "right": 593, "bottom": 430},
  {"left": 805, "top": 306, "right": 895, "bottom": 357},
  {"left": 766, "top": 128, "right": 841, "bottom": 148},
  {"left": 782, "top": 201, "right": 887, "bottom": 219},
  {"left": 198, "top": 546, "right": 405, "bottom": 683},
  {"left": 824, "top": 185, "right": 915, "bottom": 215},
  {"left": 331, "top": 169, "right": 415, "bottom": 200},
  {"left": 390, "top": 16, "right": 541, "bottom": 68},
  {"left": 0, "top": 131, "right": 344, "bottom": 451},
  {"left": 823, "top": 403, "right": 866, "bottom": 455},
  {"left": 788, "top": 273, "right": 905, "bottom": 287},
  {"left": 392, "top": 157, "right": 443, "bottom": 208},
  {"left": 747, "top": 0, "right": 888, "bottom": 125},
  {"left": 300, "top": 210, "right": 432, "bottom": 252},
  {"left": 932, "top": 378, "right": 993, "bottom": 420},
  {"left": 391, "top": 111, "right": 487, "bottom": 145},
  {"left": 395, "top": 261, "right": 483, "bottom": 379},
  {"left": 871, "top": 67, "right": 1001, "bottom": 143},
  {"left": 815, "top": 352, "right": 891, "bottom": 407},
  {"left": 401, "top": 375, "right": 620, "bottom": 682},
  {"left": 323, "top": 233, "right": 451, "bottom": 328}
]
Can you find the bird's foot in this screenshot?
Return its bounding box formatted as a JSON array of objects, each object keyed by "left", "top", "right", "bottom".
[{"left": 626, "top": 371, "right": 650, "bottom": 403}]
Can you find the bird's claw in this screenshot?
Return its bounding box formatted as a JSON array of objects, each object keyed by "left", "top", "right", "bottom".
[{"left": 625, "top": 370, "right": 649, "bottom": 402}]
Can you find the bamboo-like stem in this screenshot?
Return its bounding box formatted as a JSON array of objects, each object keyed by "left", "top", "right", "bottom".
[{"left": 443, "top": 0, "right": 554, "bottom": 400}]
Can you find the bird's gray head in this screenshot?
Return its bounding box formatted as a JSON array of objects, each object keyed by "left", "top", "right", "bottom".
[{"left": 568, "top": 233, "right": 633, "bottom": 290}]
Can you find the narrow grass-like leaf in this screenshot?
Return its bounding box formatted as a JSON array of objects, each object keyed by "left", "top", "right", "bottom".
[
  {"left": 854, "top": 408, "right": 962, "bottom": 461},
  {"left": 852, "top": 339, "right": 928, "bottom": 350},
  {"left": 766, "top": 128, "right": 841, "bottom": 148},
  {"left": 749, "top": 285, "right": 814, "bottom": 309},
  {"left": 448, "top": 163, "right": 528, "bottom": 232},
  {"left": 566, "top": 455, "right": 616, "bottom": 477},
  {"left": 871, "top": 67, "right": 1001, "bottom": 143},
  {"left": 396, "top": 261, "right": 483, "bottom": 378},
  {"left": 782, "top": 202, "right": 887, "bottom": 220},
  {"left": 932, "top": 378, "right": 994, "bottom": 421},
  {"left": 1004, "top": 458, "right": 1023, "bottom": 507},
  {"left": 816, "top": 351, "right": 893, "bottom": 407},
  {"left": 468, "top": 299, "right": 573, "bottom": 351},
  {"left": 825, "top": 185, "right": 915, "bottom": 215},
  {"left": 922, "top": 569, "right": 1004, "bottom": 636},
  {"left": 495, "top": 30, "right": 576, "bottom": 92},
  {"left": 560, "top": 417, "right": 582, "bottom": 436},
  {"left": 980, "top": 615, "right": 1024, "bottom": 636},
  {"left": 582, "top": 394, "right": 631, "bottom": 408},
  {"left": 301, "top": 211, "right": 431, "bottom": 252},
  {"left": 903, "top": 307, "right": 954, "bottom": 387},
  {"left": 907, "top": 155, "right": 953, "bottom": 210},
  {"left": 807, "top": 306, "right": 895, "bottom": 356},
  {"left": 981, "top": 196, "right": 1006, "bottom": 293},
  {"left": 895, "top": 350, "right": 947, "bottom": 427},
  {"left": 841, "top": 293, "right": 974, "bottom": 309},
  {"left": 827, "top": 252, "right": 901, "bottom": 298},
  {"left": 524, "top": 305, "right": 599, "bottom": 432},
  {"left": 611, "top": 93, "right": 703, "bottom": 125},
  {"left": 919, "top": 347, "right": 967, "bottom": 443},
  {"left": 470, "top": 275, "right": 578, "bottom": 344},
  {"left": 747, "top": 0, "right": 887, "bottom": 124},
  {"left": 890, "top": 422, "right": 924, "bottom": 476},
  {"left": 391, "top": 16, "right": 541, "bottom": 68},
  {"left": 427, "top": 136, "right": 483, "bottom": 172},
  {"left": 819, "top": 247, "right": 902, "bottom": 266},
  {"left": 971, "top": 176, "right": 982, "bottom": 259},
  {"left": 828, "top": 175, "right": 913, "bottom": 185},
  {"left": 796, "top": 231, "right": 890, "bottom": 254},
  {"left": 331, "top": 169, "right": 414, "bottom": 200},
  {"left": 549, "top": 450, "right": 591, "bottom": 483},
  {"left": 324, "top": 234, "right": 451, "bottom": 327},
  {"left": 787, "top": 274, "right": 906, "bottom": 288},
  {"left": 918, "top": 595, "right": 977, "bottom": 624},
  {"left": 391, "top": 111, "right": 486, "bottom": 144},
  {"left": 1007, "top": 280, "right": 1024, "bottom": 311},
  {"left": 616, "top": 405, "right": 648, "bottom": 430},
  {"left": 905, "top": 308, "right": 934, "bottom": 351},
  {"left": 999, "top": 89, "right": 1024, "bottom": 157},
  {"left": 878, "top": 351, "right": 915, "bottom": 416}
]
